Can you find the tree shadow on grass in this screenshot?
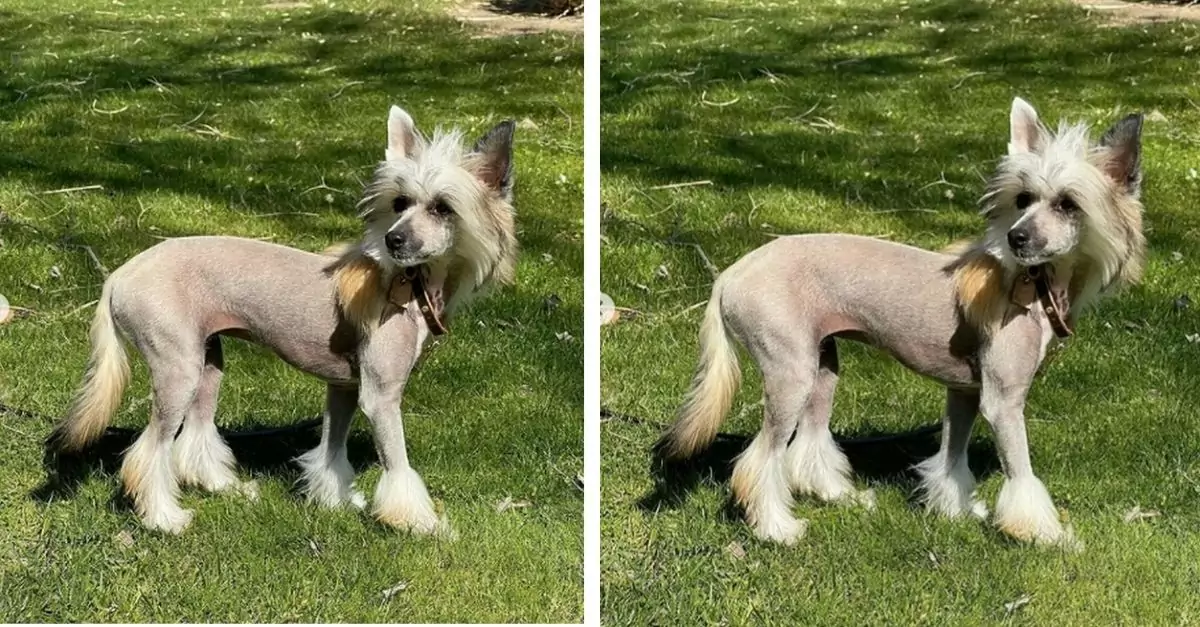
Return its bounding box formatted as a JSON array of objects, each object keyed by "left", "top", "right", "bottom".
[
  {"left": 637, "top": 425, "right": 1000, "bottom": 516},
  {"left": 31, "top": 419, "right": 382, "bottom": 505}
]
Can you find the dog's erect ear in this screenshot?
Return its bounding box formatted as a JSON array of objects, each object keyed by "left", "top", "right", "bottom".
[
  {"left": 472, "top": 120, "right": 515, "bottom": 202},
  {"left": 1009, "top": 97, "right": 1041, "bottom": 155},
  {"left": 386, "top": 105, "right": 417, "bottom": 161},
  {"left": 1100, "top": 113, "right": 1144, "bottom": 197}
]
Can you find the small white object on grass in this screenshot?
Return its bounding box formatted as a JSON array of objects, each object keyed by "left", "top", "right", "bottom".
[
  {"left": 495, "top": 496, "right": 532, "bottom": 513},
  {"left": 1004, "top": 594, "right": 1032, "bottom": 616},
  {"left": 1122, "top": 505, "right": 1161, "bottom": 523},
  {"left": 381, "top": 582, "right": 409, "bottom": 602},
  {"left": 725, "top": 541, "right": 746, "bottom": 560},
  {"left": 114, "top": 530, "right": 135, "bottom": 548}
]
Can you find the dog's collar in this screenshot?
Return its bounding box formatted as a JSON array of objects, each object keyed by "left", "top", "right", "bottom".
[
  {"left": 1011, "top": 264, "right": 1073, "bottom": 339},
  {"left": 387, "top": 266, "right": 448, "bottom": 336}
]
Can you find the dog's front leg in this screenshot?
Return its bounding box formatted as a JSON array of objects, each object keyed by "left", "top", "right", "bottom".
[
  {"left": 915, "top": 389, "right": 987, "bottom": 520},
  {"left": 359, "top": 373, "right": 449, "bottom": 537},
  {"left": 297, "top": 385, "right": 365, "bottom": 510},
  {"left": 979, "top": 366, "right": 1080, "bottom": 550}
]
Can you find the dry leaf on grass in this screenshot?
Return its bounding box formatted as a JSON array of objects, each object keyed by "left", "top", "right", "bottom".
[
  {"left": 496, "top": 496, "right": 533, "bottom": 513},
  {"left": 114, "top": 530, "right": 135, "bottom": 548},
  {"left": 725, "top": 541, "right": 746, "bottom": 560},
  {"left": 1004, "top": 594, "right": 1032, "bottom": 616},
  {"left": 1123, "top": 505, "right": 1161, "bottom": 523},
  {"left": 381, "top": 581, "right": 408, "bottom": 602}
]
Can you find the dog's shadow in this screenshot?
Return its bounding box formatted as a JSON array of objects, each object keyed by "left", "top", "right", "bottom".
[
  {"left": 638, "top": 426, "right": 1000, "bottom": 516},
  {"left": 31, "top": 419, "right": 379, "bottom": 507}
]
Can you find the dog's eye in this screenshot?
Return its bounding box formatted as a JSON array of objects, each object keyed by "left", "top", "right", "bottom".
[
  {"left": 1059, "top": 196, "right": 1079, "bottom": 214},
  {"left": 432, "top": 200, "right": 454, "bottom": 217},
  {"left": 392, "top": 195, "right": 411, "bottom": 213},
  {"left": 1015, "top": 192, "right": 1034, "bottom": 210}
]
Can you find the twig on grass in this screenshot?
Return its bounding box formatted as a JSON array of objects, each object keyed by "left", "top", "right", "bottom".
[
  {"left": 63, "top": 244, "right": 110, "bottom": 278},
  {"left": 700, "top": 91, "right": 740, "bottom": 107},
  {"left": 301, "top": 178, "right": 351, "bottom": 197},
  {"left": 665, "top": 236, "right": 719, "bottom": 280},
  {"left": 249, "top": 211, "right": 320, "bottom": 218},
  {"left": 40, "top": 185, "right": 103, "bottom": 195},
  {"left": 192, "top": 124, "right": 239, "bottom": 140},
  {"left": 917, "top": 173, "right": 965, "bottom": 192},
  {"left": 669, "top": 300, "right": 708, "bottom": 320},
  {"left": 648, "top": 180, "right": 712, "bottom": 191},
  {"left": 68, "top": 299, "right": 100, "bottom": 317},
  {"left": 90, "top": 99, "right": 129, "bottom": 115},
  {"left": 329, "top": 81, "right": 364, "bottom": 100},
  {"left": 952, "top": 71, "right": 987, "bottom": 90}
]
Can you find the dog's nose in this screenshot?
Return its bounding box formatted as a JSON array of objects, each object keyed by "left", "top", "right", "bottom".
[
  {"left": 1007, "top": 229, "right": 1030, "bottom": 251},
  {"left": 385, "top": 232, "right": 405, "bottom": 252}
]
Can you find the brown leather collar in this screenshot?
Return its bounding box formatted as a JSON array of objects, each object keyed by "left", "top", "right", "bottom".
[
  {"left": 387, "top": 266, "right": 447, "bottom": 336},
  {"left": 1013, "top": 264, "right": 1073, "bottom": 339}
]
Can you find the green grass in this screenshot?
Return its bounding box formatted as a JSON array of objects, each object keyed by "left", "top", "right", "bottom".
[
  {"left": 600, "top": 0, "right": 1200, "bottom": 623},
  {"left": 0, "top": 0, "right": 581, "bottom": 622}
]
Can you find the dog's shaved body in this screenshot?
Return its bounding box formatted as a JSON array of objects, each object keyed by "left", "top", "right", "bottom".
[
  {"left": 113, "top": 236, "right": 394, "bottom": 384},
  {"left": 724, "top": 235, "right": 988, "bottom": 388}
]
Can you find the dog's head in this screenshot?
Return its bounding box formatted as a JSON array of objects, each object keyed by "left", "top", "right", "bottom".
[
  {"left": 357, "top": 106, "right": 518, "bottom": 290},
  {"left": 982, "top": 98, "right": 1144, "bottom": 283}
]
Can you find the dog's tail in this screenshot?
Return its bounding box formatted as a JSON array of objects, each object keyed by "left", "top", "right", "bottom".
[
  {"left": 657, "top": 275, "right": 741, "bottom": 460},
  {"left": 48, "top": 279, "right": 130, "bottom": 452}
]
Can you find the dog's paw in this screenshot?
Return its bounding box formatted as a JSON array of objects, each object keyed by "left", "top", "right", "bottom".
[
  {"left": 850, "top": 488, "right": 877, "bottom": 511},
  {"left": 349, "top": 490, "right": 368, "bottom": 510},
  {"left": 751, "top": 516, "right": 809, "bottom": 546},
  {"left": 994, "top": 476, "right": 1082, "bottom": 551},
  {"left": 237, "top": 480, "right": 260, "bottom": 502},
  {"left": 968, "top": 499, "right": 989, "bottom": 520},
  {"left": 144, "top": 508, "right": 194, "bottom": 535}
]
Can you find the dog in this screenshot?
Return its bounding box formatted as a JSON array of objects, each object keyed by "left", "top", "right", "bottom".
[
  {"left": 48, "top": 105, "right": 518, "bottom": 534},
  {"left": 659, "top": 98, "right": 1145, "bottom": 549}
]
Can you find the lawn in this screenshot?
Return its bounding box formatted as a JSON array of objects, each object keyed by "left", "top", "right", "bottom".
[
  {"left": 0, "top": 0, "right": 582, "bottom": 622},
  {"left": 600, "top": 0, "right": 1200, "bottom": 623}
]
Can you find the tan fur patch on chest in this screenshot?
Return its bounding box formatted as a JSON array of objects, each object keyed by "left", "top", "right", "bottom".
[
  {"left": 333, "top": 255, "right": 385, "bottom": 330},
  {"left": 953, "top": 252, "right": 1006, "bottom": 332}
]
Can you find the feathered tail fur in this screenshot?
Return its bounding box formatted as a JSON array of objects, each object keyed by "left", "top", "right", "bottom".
[
  {"left": 48, "top": 279, "right": 130, "bottom": 452},
  {"left": 658, "top": 276, "right": 741, "bottom": 459}
]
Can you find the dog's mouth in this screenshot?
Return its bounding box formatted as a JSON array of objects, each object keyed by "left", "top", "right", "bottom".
[
  {"left": 389, "top": 251, "right": 430, "bottom": 267},
  {"left": 1011, "top": 251, "right": 1049, "bottom": 266}
]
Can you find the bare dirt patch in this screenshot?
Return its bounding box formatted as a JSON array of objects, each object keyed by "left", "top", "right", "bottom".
[
  {"left": 1072, "top": 0, "right": 1200, "bottom": 26},
  {"left": 450, "top": 1, "right": 582, "bottom": 37}
]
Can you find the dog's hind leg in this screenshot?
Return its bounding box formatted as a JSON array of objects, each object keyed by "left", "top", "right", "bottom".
[
  {"left": 784, "top": 338, "right": 871, "bottom": 509},
  {"left": 915, "top": 389, "right": 986, "bottom": 519},
  {"left": 121, "top": 351, "right": 203, "bottom": 534},
  {"left": 172, "top": 336, "right": 254, "bottom": 499},
  {"left": 297, "top": 385, "right": 365, "bottom": 509},
  {"left": 731, "top": 342, "right": 817, "bottom": 545}
]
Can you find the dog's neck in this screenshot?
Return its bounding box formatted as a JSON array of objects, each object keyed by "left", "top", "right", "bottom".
[
  {"left": 1010, "top": 263, "right": 1075, "bottom": 338},
  {"left": 950, "top": 246, "right": 1101, "bottom": 337},
  {"left": 385, "top": 263, "right": 451, "bottom": 336}
]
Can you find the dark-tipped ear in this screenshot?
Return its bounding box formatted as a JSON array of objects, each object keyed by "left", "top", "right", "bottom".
[
  {"left": 1100, "top": 113, "right": 1144, "bottom": 197},
  {"left": 473, "top": 120, "right": 515, "bottom": 202}
]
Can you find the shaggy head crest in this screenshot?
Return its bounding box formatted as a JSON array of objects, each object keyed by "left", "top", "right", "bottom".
[
  {"left": 330, "top": 106, "right": 519, "bottom": 331},
  {"left": 950, "top": 98, "right": 1145, "bottom": 333}
]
